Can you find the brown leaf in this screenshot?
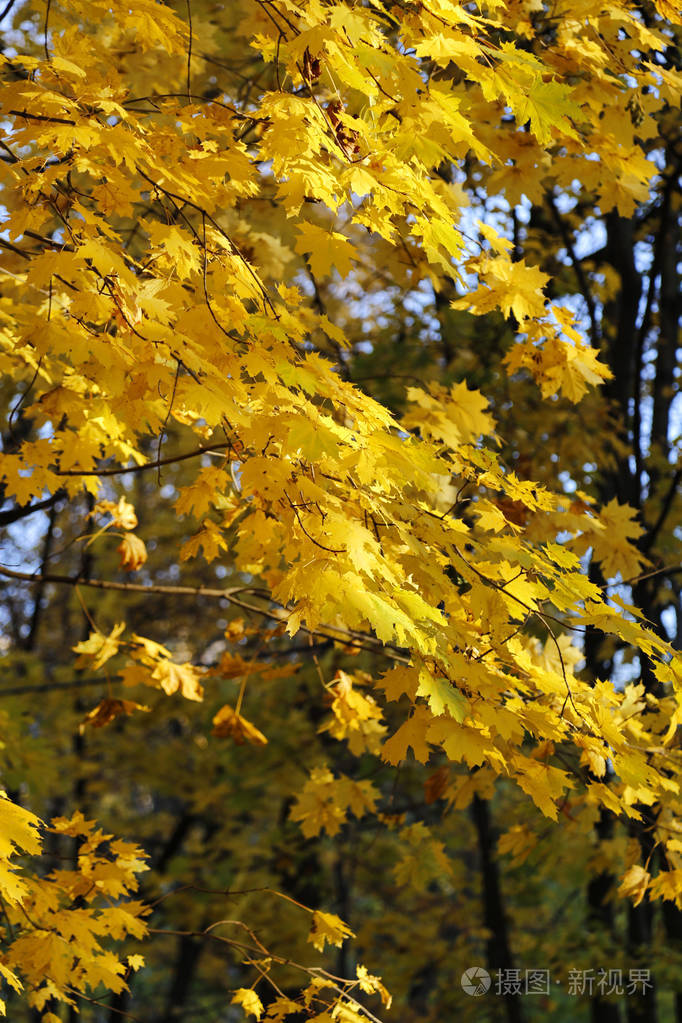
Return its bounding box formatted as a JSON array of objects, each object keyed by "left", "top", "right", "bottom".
[
  {"left": 79, "top": 698, "right": 149, "bottom": 733},
  {"left": 212, "top": 704, "right": 267, "bottom": 745},
  {"left": 424, "top": 766, "right": 450, "bottom": 804}
]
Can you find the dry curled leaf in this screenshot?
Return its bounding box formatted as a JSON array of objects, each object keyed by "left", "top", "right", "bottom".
[
  {"left": 212, "top": 704, "right": 268, "bottom": 745},
  {"left": 79, "top": 698, "right": 150, "bottom": 733},
  {"left": 117, "top": 533, "right": 148, "bottom": 571}
]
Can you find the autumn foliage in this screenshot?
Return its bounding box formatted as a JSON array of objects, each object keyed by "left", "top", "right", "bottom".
[{"left": 1, "top": 0, "right": 682, "bottom": 1019}]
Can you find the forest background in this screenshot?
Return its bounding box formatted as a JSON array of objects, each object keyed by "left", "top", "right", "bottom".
[{"left": 1, "top": 0, "right": 682, "bottom": 1021}]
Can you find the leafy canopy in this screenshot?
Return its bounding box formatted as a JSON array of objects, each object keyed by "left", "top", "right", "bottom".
[{"left": 1, "top": 0, "right": 682, "bottom": 1016}]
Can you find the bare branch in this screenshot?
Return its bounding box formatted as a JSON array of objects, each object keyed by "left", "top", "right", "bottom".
[{"left": 0, "top": 566, "right": 409, "bottom": 661}]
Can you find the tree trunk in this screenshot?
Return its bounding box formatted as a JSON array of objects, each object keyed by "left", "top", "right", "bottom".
[{"left": 471, "top": 794, "right": 526, "bottom": 1023}]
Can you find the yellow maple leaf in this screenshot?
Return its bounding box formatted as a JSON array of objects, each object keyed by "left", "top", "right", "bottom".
[
  {"left": 356, "top": 965, "right": 392, "bottom": 1008},
  {"left": 618, "top": 864, "right": 651, "bottom": 907},
  {"left": 232, "top": 988, "right": 264, "bottom": 1020},
  {"left": 319, "top": 671, "right": 385, "bottom": 754},
  {"left": 649, "top": 869, "right": 682, "bottom": 907},
  {"left": 510, "top": 77, "right": 580, "bottom": 144},
  {"left": 377, "top": 665, "right": 419, "bottom": 702},
  {"left": 511, "top": 756, "right": 572, "bottom": 820},
  {"left": 289, "top": 767, "right": 348, "bottom": 838},
  {"left": 295, "top": 222, "right": 354, "bottom": 278},
  {"left": 0, "top": 962, "right": 22, "bottom": 995},
  {"left": 497, "top": 824, "right": 538, "bottom": 865},
  {"left": 180, "top": 519, "right": 229, "bottom": 563},
  {"left": 586, "top": 499, "right": 648, "bottom": 580},
  {"left": 0, "top": 795, "right": 42, "bottom": 906},
  {"left": 416, "top": 667, "right": 468, "bottom": 720},
  {"left": 454, "top": 255, "right": 549, "bottom": 323},
  {"left": 94, "top": 496, "right": 138, "bottom": 530},
  {"left": 381, "top": 705, "right": 433, "bottom": 764},
  {"left": 307, "top": 910, "right": 355, "bottom": 952},
  {"left": 151, "top": 660, "right": 205, "bottom": 701},
  {"left": 73, "top": 623, "right": 126, "bottom": 670},
  {"left": 117, "top": 533, "right": 148, "bottom": 571},
  {"left": 392, "top": 822, "right": 452, "bottom": 889},
  {"left": 536, "top": 330, "right": 612, "bottom": 402}
]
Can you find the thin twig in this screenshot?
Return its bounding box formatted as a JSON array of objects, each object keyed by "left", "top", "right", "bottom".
[
  {"left": 0, "top": 0, "right": 18, "bottom": 20},
  {"left": 286, "top": 493, "right": 344, "bottom": 554},
  {"left": 185, "top": 0, "right": 193, "bottom": 101},
  {"left": 157, "top": 360, "right": 181, "bottom": 484},
  {"left": 0, "top": 566, "right": 410, "bottom": 661},
  {"left": 8, "top": 357, "right": 43, "bottom": 434},
  {"left": 201, "top": 211, "right": 238, "bottom": 340},
  {"left": 643, "top": 468, "right": 682, "bottom": 552},
  {"left": 53, "top": 441, "right": 235, "bottom": 477},
  {"left": 9, "top": 109, "right": 75, "bottom": 125},
  {"left": 43, "top": 0, "right": 52, "bottom": 61},
  {"left": 64, "top": 987, "right": 143, "bottom": 1022},
  {"left": 136, "top": 165, "right": 277, "bottom": 317}
]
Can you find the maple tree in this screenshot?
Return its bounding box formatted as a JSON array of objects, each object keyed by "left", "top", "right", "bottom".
[{"left": 1, "top": 0, "right": 682, "bottom": 1019}]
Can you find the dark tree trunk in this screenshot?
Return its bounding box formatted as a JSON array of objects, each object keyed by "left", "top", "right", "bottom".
[
  {"left": 160, "top": 933, "right": 204, "bottom": 1023},
  {"left": 471, "top": 794, "right": 525, "bottom": 1023}
]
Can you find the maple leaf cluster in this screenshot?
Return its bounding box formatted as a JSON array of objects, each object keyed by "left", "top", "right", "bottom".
[{"left": 0, "top": 0, "right": 681, "bottom": 1018}]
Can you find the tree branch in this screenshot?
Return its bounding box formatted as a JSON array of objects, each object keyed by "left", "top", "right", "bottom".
[
  {"left": 0, "top": 490, "right": 65, "bottom": 527},
  {"left": 0, "top": 566, "right": 409, "bottom": 661},
  {"left": 547, "top": 192, "right": 599, "bottom": 345},
  {"left": 0, "top": 0, "right": 18, "bottom": 21},
  {"left": 53, "top": 442, "right": 235, "bottom": 477},
  {"left": 642, "top": 468, "right": 682, "bottom": 552}
]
